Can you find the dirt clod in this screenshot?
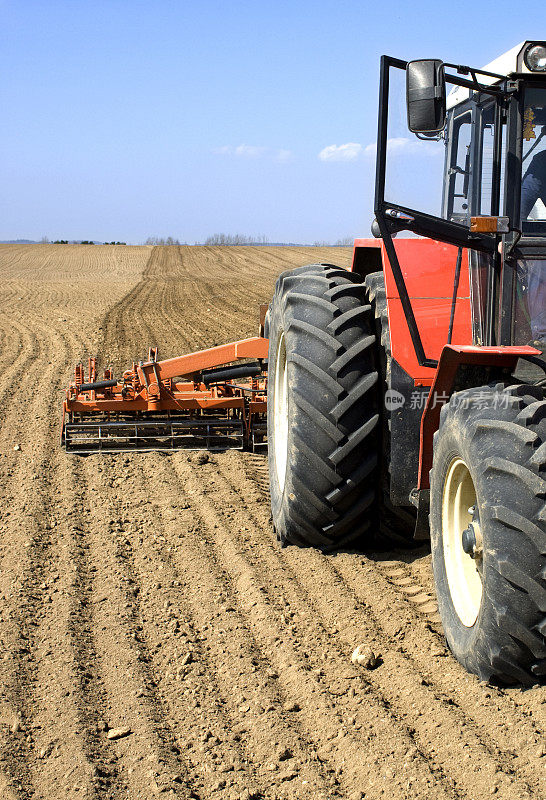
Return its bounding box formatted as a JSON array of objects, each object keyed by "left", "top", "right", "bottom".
[
  {"left": 10, "top": 717, "right": 22, "bottom": 734},
  {"left": 351, "top": 645, "right": 382, "bottom": 670},
  {"left": 106, "top": 727, "right": 132, "bottom": 740}
]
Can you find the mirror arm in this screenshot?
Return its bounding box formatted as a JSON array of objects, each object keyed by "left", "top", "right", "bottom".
[
  {"left": 442, "top": 62, "right": 506, "bottom": 82},
  {"left": 443, "top": 71, "right": 511, "bottom": 98}
]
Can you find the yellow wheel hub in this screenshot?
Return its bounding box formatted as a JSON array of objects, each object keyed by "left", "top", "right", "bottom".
[{"left": 442, "top": 457, "right": 483, "bottom": 627}]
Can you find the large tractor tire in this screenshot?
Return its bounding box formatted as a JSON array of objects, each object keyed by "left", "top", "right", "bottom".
[
  {"left": 430, "top": 383, "right": 546, "bottom": 685},
  {"left": 267, "top": 263, "right": 380, "bottom": 550}
]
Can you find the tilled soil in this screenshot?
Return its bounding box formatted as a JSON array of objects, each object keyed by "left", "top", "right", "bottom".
[{"left": 0, "top": 243, "right": 546, "bottom": 800}]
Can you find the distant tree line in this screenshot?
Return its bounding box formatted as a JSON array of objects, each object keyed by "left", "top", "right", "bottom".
[
  {"left": 144, "top": 236, "right": 181, "bottom": 245},
  {"left": 50, "top": 240, "right": 127, "bottom": 245},
  {"left": 36, "top": 234, "right": 354, "bottom": 247},
  {"left": 144, "top": 234, "right": 270, "bottom": 246},
  {"left": 313, "top": 236, "right": 353, "bottom": 246},
  {"left": 204, "top": 234, "right": 269, "bottom": 245},
  {"left": 202, "top": 234, "right": 352, "bottom": 246}
]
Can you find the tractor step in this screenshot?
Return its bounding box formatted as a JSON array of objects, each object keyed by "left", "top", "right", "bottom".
[{"left": 63, "top": 417, "right": 244, "bottom": 454}]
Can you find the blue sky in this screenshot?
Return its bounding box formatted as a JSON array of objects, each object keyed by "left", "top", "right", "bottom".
[{"left": 0, "top": 0, "right": 542, "bottom": 243}]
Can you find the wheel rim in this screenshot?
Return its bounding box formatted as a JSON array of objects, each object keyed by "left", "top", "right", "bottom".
[
  {"left": 273, "top": 331, "right": 289, "bottom": 491},
  {"left": 442, "top": 457, "right": 483, "bottom": 627}
]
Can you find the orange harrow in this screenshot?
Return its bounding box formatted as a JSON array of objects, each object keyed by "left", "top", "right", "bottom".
[{"left": 62, "top": 337, "right": 268, "bottom": 453}]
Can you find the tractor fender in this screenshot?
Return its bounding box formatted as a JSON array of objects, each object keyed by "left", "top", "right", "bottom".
[
  {"left": 349, "top": 239, "right": 383, "bottom": 281},
  {"left": 417, "top": 344, "right": 542, "bottom": 491}
]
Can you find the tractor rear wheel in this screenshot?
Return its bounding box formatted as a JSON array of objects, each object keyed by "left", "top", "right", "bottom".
[
  {"left": 267, "top": 263, "right": 380, "bottom": 550},
  {"left": 430, "top": 383, "right": 546, "bottom": 685}
]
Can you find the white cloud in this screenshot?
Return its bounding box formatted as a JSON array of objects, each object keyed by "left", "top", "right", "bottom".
[
  {"left": 364, "top": 137, "right": 442, "bottom": 156},
  {"left": 318, "top": 142, "right": 363, "bottom": 162},
  {"left": 213, "top": 144, "right": 266, "bottom": 158},
  {"left": 276, "top": 148, "right": 293, "bottom": 163},
  {"left": 213, "top": 145, "right": 293, "bottom": 162},
  {"left": 234, "top": 144, "right": 267, "bottom": 158}
]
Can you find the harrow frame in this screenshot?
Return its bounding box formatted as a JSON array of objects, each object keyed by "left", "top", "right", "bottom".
[{"left": 62, "top": 337, "right": 269, "bottom": 453}]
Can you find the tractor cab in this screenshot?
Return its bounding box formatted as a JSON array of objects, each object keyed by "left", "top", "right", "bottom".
[
  {"left": 442, "top": 43, "right": 546, "bottom": 347},
  {"left": 367, "top": 42, "right": 546, "bottom": 354}
]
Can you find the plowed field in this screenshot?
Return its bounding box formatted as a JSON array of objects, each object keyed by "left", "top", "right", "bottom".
[{"left": 0, "top": 243, "right": 545, "bottom": 800}]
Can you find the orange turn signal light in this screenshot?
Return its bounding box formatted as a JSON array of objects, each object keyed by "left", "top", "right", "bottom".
[{"left": 470, "top": 216, "right": 509, "bottom": 233}]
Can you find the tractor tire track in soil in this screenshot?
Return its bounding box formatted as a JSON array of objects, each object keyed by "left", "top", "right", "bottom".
[{"left": 0, "top": 244, "right": 546, "bottom": 800}]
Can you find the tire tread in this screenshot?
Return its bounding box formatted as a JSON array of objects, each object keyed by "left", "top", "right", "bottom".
[{"left": 268, "top": 263, "right": 380, "bottom": 550}]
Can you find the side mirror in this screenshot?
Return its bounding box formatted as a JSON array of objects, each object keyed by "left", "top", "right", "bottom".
[{"left": 406, "top": 59, "right": 446, "bottom": 134}]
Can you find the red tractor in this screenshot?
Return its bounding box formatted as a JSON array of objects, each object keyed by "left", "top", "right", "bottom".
[
  {"left": 63, "top": 42, "right": 546, "bottom": 685},
  {"left": 266, "top": 43, "right": 546, "bottom": 685}
]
